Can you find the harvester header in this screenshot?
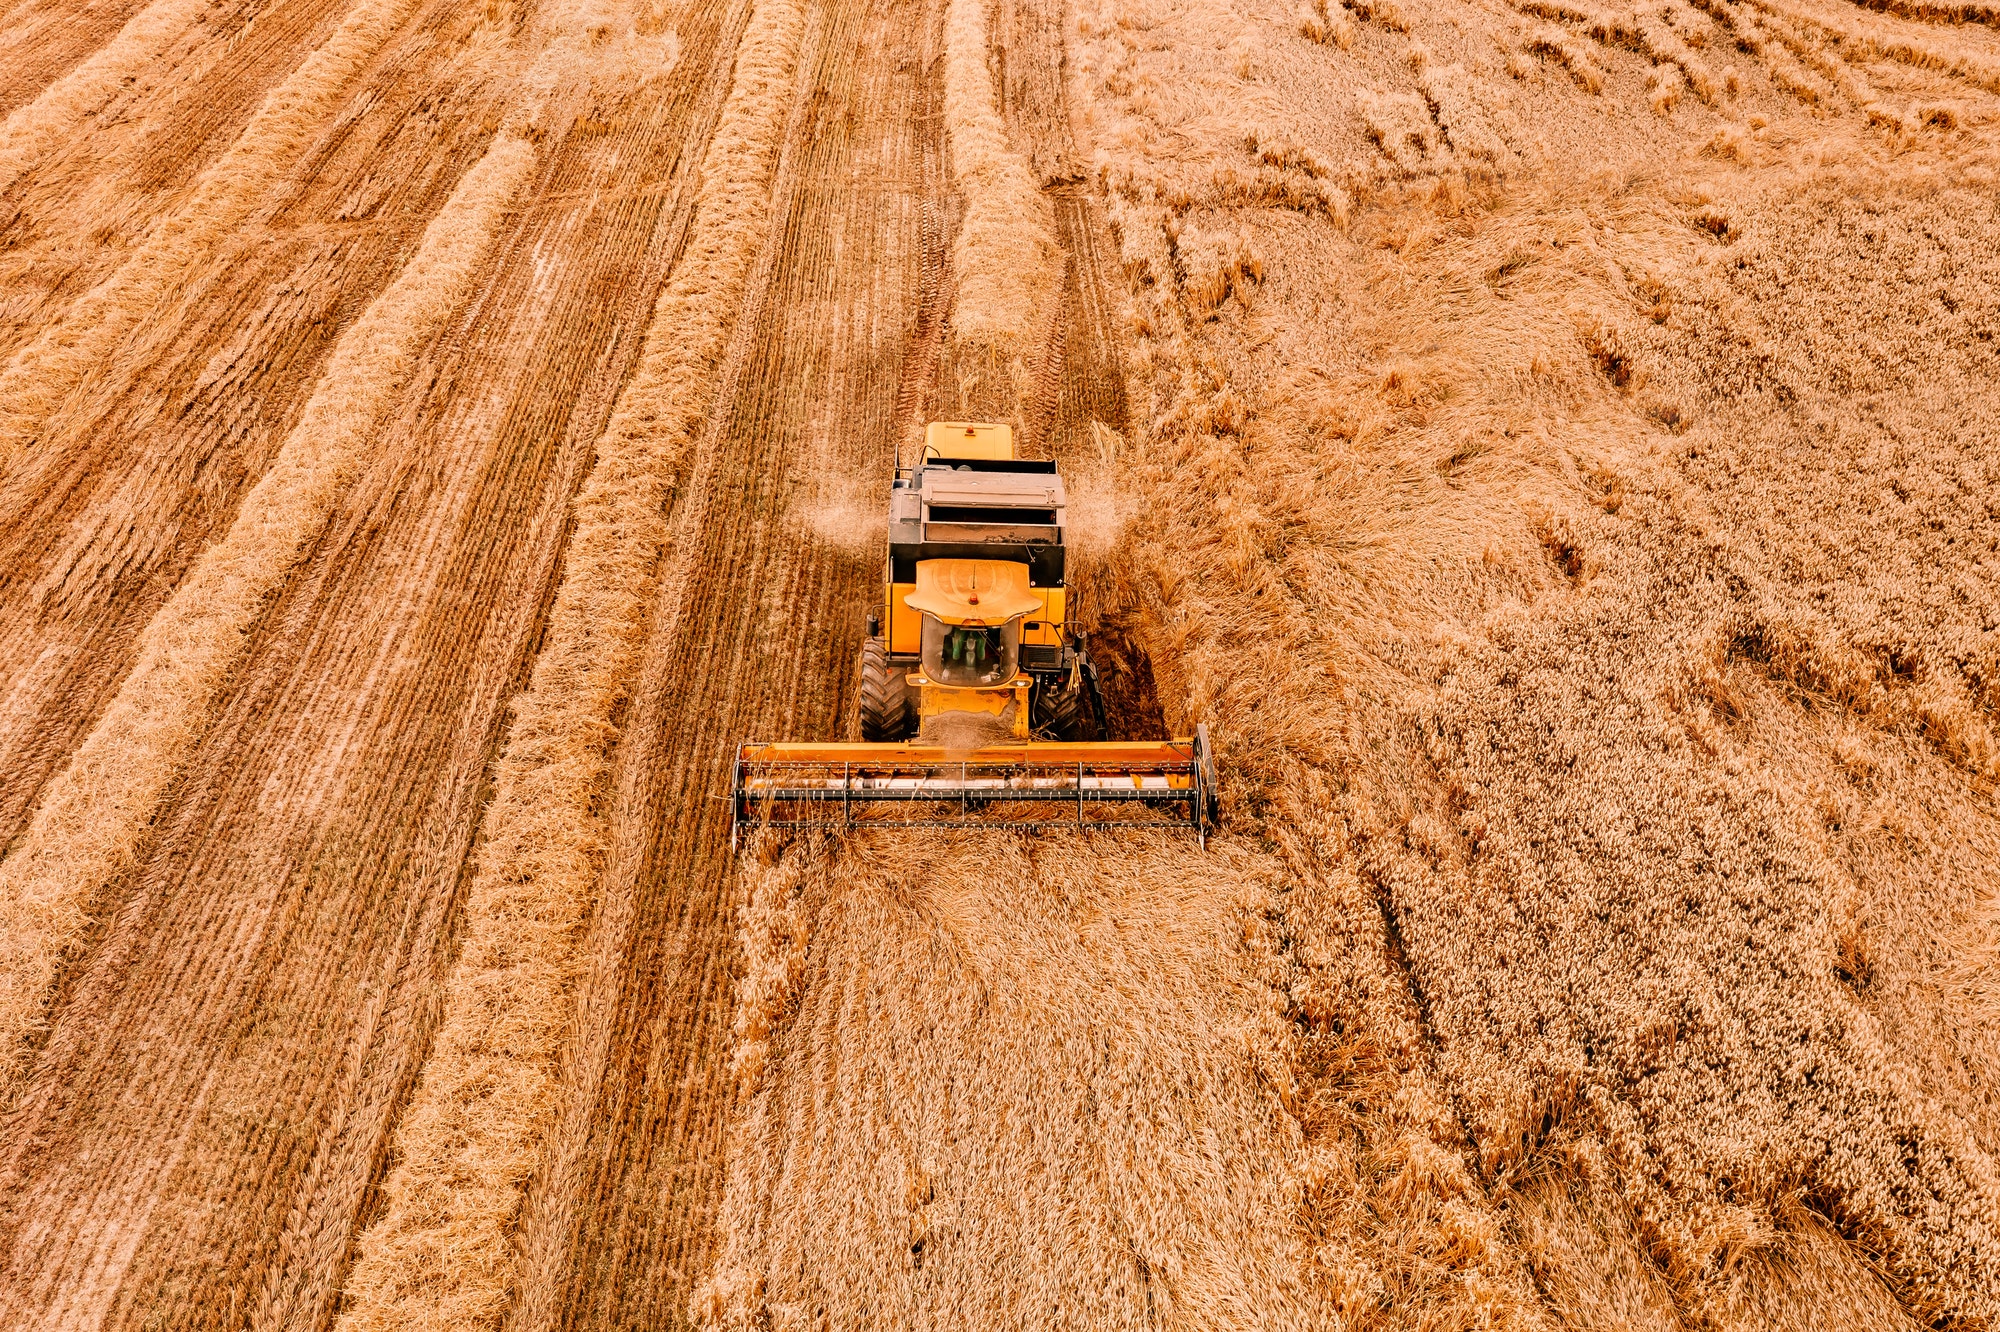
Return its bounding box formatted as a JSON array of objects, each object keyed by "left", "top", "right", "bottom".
[
  {"left": 732, "top": 420, "right": 1216, "bottom": 846},
  {"left": 731, "top": 730, "right": 1215, "bottom": 842}
]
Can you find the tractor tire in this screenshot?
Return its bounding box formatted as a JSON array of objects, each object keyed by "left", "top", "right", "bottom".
[
  {"left": 1032, "top": 677, "right": 1084, "bottom": 740},
  {"left": 858, "top": 638, "right": 912, "bottom": 741}
]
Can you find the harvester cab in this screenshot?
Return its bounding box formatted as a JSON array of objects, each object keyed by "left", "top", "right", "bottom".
[
  {"left": 732, "top": 422, "right": 1216, "bottom": 845},
  {"left": 863, "top": 420, "right": 1100, "bottom": 745}
]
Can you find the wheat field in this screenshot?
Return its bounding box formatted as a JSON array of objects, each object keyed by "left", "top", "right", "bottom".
[{"left": 0, "top": 0, "right": 1994, "bottom": 1322}]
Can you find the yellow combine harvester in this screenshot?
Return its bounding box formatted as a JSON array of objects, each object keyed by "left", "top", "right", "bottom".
[{"left": 733, "top": 421, "right": 1215, "bottom": 844}]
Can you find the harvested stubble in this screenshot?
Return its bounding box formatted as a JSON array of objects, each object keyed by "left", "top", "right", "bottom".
[
  {"left": 333, "top": 0, "right": 809, "bottom": 1323},
  {"left": 0, "top": 0, "right": 429, "bottom": 470},
  {"left": 0, "top": 0, "right": 767, "bottom": 1314},
  {"left": 940, "top": 0, "right": 1061, "bottom": 418},
  {"left": 0, "top": 0, "right": 483, "bottom": 383},
  {"left": 0, "top": 0, "right": 213, "bottom": 196},
  {"left": 0, "top": 129, "right": 534, "bottom": 1096},
  {"left": 0, "top": 0, "right": 548, "bottom": 872}
]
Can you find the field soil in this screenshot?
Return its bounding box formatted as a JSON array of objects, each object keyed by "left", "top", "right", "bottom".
[{"left": 0, "top": 0, "right": 1996, "bottom": 1324}]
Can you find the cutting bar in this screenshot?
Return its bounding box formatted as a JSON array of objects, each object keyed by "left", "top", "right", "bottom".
[{"left": 731, "top": 725, "right": 1217, "bottom": 847}]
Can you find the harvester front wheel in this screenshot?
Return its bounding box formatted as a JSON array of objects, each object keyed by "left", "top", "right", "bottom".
[
  {"left": 858, "top": 638, "right": 912, "bottom": 741},
  {"left": 1032, "top": 678, "right": 1084, "bottom": 741}
]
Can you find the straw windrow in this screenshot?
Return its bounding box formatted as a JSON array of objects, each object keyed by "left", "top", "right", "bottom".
[
  {"left": 941, "top": 0, "right": 1061, "bottom": 411},
  {"left": 0, "top": 133, "right": 537, "bottom": 1095},
  {"left": 0, "top": 0, "right": 217, "bottom": 197},
  {"left": 0, "top": 0, "right": 430, "bottom": 469},
  {"left": 332, "top": 0, "right": 808, "bottom": 1324}
]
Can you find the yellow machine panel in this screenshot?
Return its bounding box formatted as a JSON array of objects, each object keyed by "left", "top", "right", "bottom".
[
  {"left": 1023, "top": 588, "right": 1065, "bottom": 645},
  {"left": 887, "top": 583, "right": 919, "bottom": 653},
  {"left": 891, "top": 583, "right": 1064, "bottom": 650},
  {"left": 923, "top": 421, "right": 1014, "bottom": 461},
  {"left": 906, "top": 558, "right": 1040, "bottom": 624}
]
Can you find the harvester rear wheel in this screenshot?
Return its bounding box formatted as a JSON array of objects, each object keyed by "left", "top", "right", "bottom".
[
  {"left": 858, "top": 638, "right": 912, "bottom": 741},
  {"left": 1032, "top": 677, "right": 1084, "bottom": 741}
]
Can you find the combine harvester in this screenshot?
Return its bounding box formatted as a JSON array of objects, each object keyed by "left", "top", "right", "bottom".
[{"left": 733, "top": 421, "right": 1216, "bottom": 845}]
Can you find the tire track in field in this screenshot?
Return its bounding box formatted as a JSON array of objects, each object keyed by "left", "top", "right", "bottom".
[
  {"left": 0, "top": 5, "right": 745, "bottom": 1328},
  {"left": 505, "top": 0, "right": 943, "bottom": 1324}
]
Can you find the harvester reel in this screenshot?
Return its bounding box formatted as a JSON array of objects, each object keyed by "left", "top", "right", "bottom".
[{"left": 730, "top": 725, "right": 1217, "bottom": 845}]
